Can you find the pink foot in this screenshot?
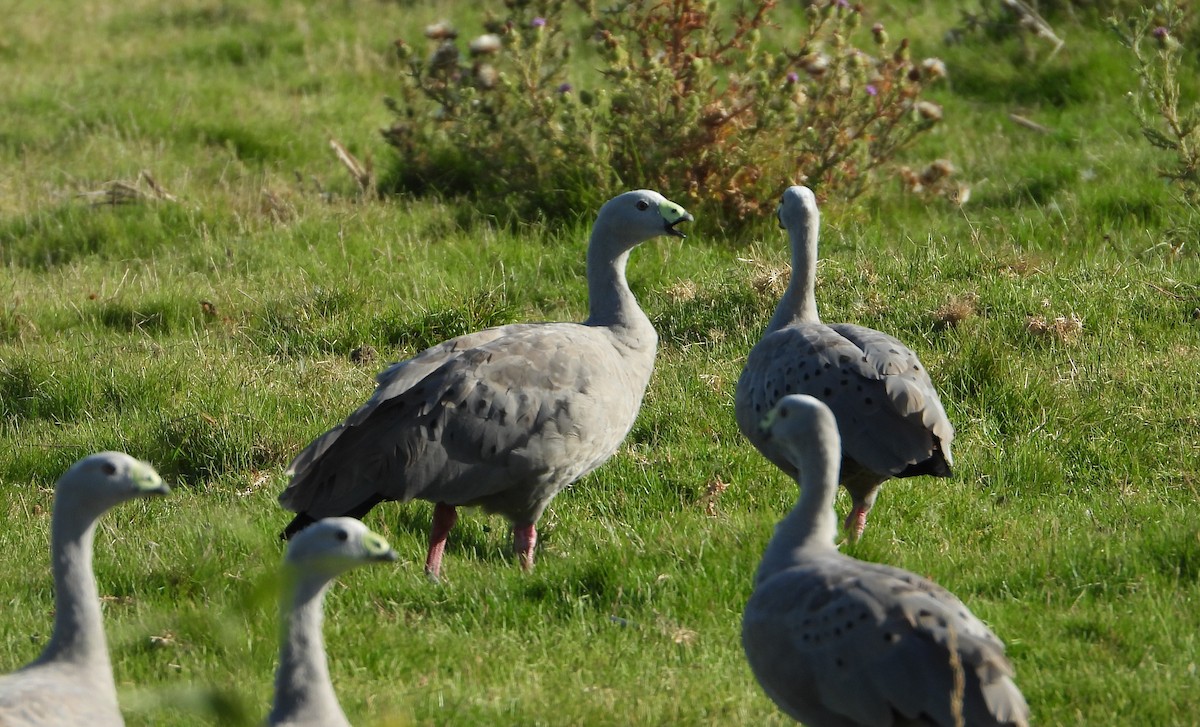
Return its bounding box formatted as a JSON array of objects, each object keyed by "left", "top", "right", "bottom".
[
  {"left": 424, "top": 502, "right": 458, "bottom": 580},
  {"left": 513, "top": 523, "right": 537, "bottom": 571}
]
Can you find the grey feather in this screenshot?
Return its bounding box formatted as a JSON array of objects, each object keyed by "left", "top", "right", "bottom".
[
  {"left": 279, "top": 190, "right": 693, "bottom": 575},
  {"left": 736, "top": 186, "right": 954, "bottom": 539},
  {"left": 742, "top": 396, "right": 1029, "bottom": 727},
  {"left": 0, "top": 452, "right": 170, "bottom": 727}
]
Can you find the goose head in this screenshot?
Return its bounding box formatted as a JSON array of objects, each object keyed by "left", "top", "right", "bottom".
[
  {"left": 56, "top": 451, "right": 170, "bottom": 515},
  {"left": 285, "top": 518, "right": 397, "bottom": 579},
  {"left": 776, "top": 185, "right": 818, "bottom": 232},
  {"left": 593, "top": 190, "right": 693, "bottom": 253},
  {"left": 759, "top": 394, "right": 841, "bottom": 470}
]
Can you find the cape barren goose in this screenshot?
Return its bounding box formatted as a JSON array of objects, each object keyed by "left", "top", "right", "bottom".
[
  {"left": 736, "top": 185, "right": 954, "bottom": 540},
  {"left": 743, "top": 395, "right": 1028, "bottom": 727},
  {"left": 280, "top": 190, "right": 692, "bottom": 577}
]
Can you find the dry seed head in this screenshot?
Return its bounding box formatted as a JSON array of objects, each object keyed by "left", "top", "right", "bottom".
[
  {"left": 424, "top": 21, "right": 458, "bottom": 40},
  {"left": 474, "top": 62, "right": 499, "bottom": 88},
  {"left": 469, "top": 34, "right": 502, "bottom": 56},
  {"left": 916, "top": 101, "right": 943, "bottom": 122},
  {"left": 920, "top": 57, "right": 948, "bottom": 80}
]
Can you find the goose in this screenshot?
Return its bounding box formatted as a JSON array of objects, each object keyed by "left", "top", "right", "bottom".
[
  {"left": 0, "top": 452, "right": 170, "bottom": 727},
  {"left": 279, "top": 190, "right": 693, "bottom": 577},
  {"left": 742, "top": 395, "right": 1029, "bottom": 726},
  {"left": 735, "top": 185, "right": 954, "bottom": 540},
  {"left": 268, "top": 517, "right": 397, "bottom": 727}
]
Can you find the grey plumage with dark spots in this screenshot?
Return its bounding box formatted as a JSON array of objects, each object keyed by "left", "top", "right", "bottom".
[
  {"left": 735, "top": 186, "right": 954, "bottom": 540},
  {"left": 279, "top": 190, "right": 693, "bottom": 577},
  {"left": 0, "top": 452, "right": 170, "bottom": 727},
  {"left": 743, "top": 396, "right": 1029, "bottom": 727}
]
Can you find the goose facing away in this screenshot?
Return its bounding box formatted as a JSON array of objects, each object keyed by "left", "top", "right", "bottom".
[
  {"left": 735, "top": 185, "right": 954, "bottom": 540},
  {"left": 279, "top": 190, "right": 693, "bottom": 578},
  {"left": 742, "top": 395, "right": 1028, "bottom": 727},
  {"left": 269, "top": 517, "right": 397, "bottom": 727},
  {"left": 0, "top": 452, "right": 170, "bottom": 727}
]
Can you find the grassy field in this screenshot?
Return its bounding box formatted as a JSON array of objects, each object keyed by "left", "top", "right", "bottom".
[{"left": 2, "top": 0, "right": 1199, "bottom": 724}]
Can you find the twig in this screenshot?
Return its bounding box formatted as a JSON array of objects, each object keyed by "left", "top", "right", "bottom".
[
  {"left": 1001, "top": 0, "right": 1065, "bottom": 60},
  {"left": 329, "top": 138, "right": 372, "bottom": 192},
  {"left": 1008, "top": 112, "right": 1052, "bottom": 134}
]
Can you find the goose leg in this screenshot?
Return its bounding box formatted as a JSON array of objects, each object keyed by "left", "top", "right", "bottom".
[
  {"left": 844, "top": 506, "right": 870, "bottom": 542},
  {"left": 424, "top": 502, "right": 458, "bottom": 579},
  {"left": 513, "top": 523, "right": 537, "bottom": 571}
]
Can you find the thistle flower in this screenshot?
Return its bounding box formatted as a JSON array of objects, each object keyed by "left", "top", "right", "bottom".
[
  {"left": 429, "top": 41, "right": 460, "bottom": 72},
  {"left": 532, "top": 17, "right": 546, "bottom": 28},
  {"left": 871, "top": 23, "right": 888, "bottom": 46},
  {"left": 558, "top": 82, "right": 573, "bottom": 94},
  {"left": 786, "top": 71, "right": 800, "bottom": 84},
  {"left": 1152, "top": 26, "right": 1176, "bottom": 49},
  {"left": 866, "top": 84, "right": 878, "bottom": 96}
]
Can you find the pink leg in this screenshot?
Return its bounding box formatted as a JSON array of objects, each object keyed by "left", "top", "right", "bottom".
[
  {"left": 513, "top": 523, "right": 537, "bottom": 571},
  {"left": 843, "top": 506, "right": 869, "bottom": 542},
  {"left": 425, "top": 502, "right": 458, "bottom": 579}
]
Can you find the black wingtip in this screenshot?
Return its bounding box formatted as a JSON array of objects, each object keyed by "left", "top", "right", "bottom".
[
  {"left": 281, "top": 513, "right": 318, "bottom": 541},
  {"left": 897, "top": 447, "right": 953, "bottom": 479}
]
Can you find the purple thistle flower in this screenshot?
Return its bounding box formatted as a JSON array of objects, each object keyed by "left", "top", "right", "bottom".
[
  {"left": 836, "top": 0, "right": 850, "bottom": 7},
  {"left": 786, "top": 72, "right": 800, "bottom": 84},
  {"left": 532, "top": 17, "right": 547, "bottom": 28},
  {"left": 866, "top": 84, "right": 878, "bottom": 96},
  {"left": 1153, "top": 26, "right": 1169, "bottom": 38},
  {"left": 558, "top": 82, "right": 573, "bottom": 93}
]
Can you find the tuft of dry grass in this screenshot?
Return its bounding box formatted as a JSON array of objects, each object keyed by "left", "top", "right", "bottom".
[
  {"left": 934, "top": 292, "right": 980, "bottom": 329},
  {"left": 1026, "top": 312, "right": 1084, "bottom": 343},
  {"left": 739, "top": 257, "right": 791, "bottom": 299}
]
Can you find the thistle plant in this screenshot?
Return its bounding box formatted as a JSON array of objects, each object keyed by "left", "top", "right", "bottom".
[
  {"left": 382, "top": 0, "right": 949, "bottom": 228},
  {"left": 1111, "top": 1, "right": 1200, "bottom": 211}
]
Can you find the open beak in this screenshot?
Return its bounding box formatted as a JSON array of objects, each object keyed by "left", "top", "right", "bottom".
[{"left": 665, "top": 211, "right": 694, "bottom": 239}]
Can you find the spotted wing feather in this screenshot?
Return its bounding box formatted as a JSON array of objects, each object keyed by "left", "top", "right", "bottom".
[
  {"left": 737, "top": 322, "right": 937, "bottom": 479},
  {"left": 744, "top": 556, "right": 1028, "bottom": 727}
]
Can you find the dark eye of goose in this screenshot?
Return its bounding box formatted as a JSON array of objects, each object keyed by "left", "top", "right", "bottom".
[
  {"left": 335, "top": 529, "right": 349, "bottom": 542},
  {"left": 636, "top": 199, "right": 650, "bottom": 211},
  {"left": 101, "top": 462, "right": 117, "bottom": 476}
]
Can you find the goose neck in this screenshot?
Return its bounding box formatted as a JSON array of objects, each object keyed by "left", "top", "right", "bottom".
[
  {"left": 33, "top": 500, "right": 113, "bottom": 681},
  {"left": 585, "top": 240, "right": 649, "bottom": 334},
  {"left": 754, "top": 443, "right": 840, "bottom": 584},
  {"left": 766, "top": 217, "right": 820, "bottom": 332},
  {"left": 270, "top": 576, "right": 346, "bottom": 726}
]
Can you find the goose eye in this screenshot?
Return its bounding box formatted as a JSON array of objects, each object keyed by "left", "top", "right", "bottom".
[
  {"left": 100, "top": 462, "right": 118, "bottom": 476},
  {"left": 779, "top": 407, "right": 789, "bottom": 418},
  {"left": 635, "top": 199, "right": 650, "bottom": 211},
  {"left": 335, "top": 529, "right": 349, "bottom": 542}
]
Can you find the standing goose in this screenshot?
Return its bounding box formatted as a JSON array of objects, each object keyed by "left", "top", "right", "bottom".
[
  {"left": 279, "top": 190, "right": 693, "bottom": 577},
  {"left": 735, "top": 185, "right": 954, "bottom": 540},
  {"left": 0, "top": 452, "right": 170, "bottom": 727},
  {"left": 268, "top": 517, "right": 397, "bottom": 727},
  {"left": 742, "top": 395, "right": 1029, "bottom": 727}
]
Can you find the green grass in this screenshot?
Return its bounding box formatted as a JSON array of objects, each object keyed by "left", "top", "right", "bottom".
[{"left": 3, "top": 0, "right": 1200, "bottom": 724}]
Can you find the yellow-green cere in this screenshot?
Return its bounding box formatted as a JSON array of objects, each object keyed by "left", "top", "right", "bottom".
[
  {"left": 659, "top": 200, "right": 689, "bottom": 224},
  {"left": 134, "top": 462, "right": 170, "bottom": 495}
]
